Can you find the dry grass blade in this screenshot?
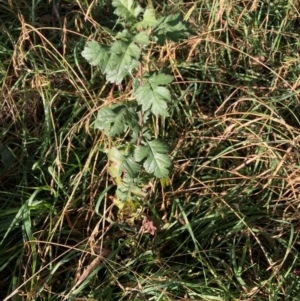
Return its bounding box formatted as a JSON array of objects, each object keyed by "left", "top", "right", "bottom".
[
  {"left": 65, "top": 247, "right": 111, "bottom": 300},
  {"left": 2, "top": 0, "right": 300, "bottom": 300}
]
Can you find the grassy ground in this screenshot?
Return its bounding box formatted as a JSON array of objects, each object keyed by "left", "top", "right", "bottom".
[{"left": 1, "top": 0, "right": 300, "bottom": 300}]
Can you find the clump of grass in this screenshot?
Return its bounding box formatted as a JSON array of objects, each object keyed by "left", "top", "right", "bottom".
[{"left": 1, "top": 0, "right": 300, "bottom": 301}]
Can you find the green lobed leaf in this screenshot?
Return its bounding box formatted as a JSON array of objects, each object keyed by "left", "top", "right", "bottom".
[
  {"left": 134, "top": 73, "right": 173, "bottom": 117},
  {"left": 105, "top": 39, "right": 140, "bottom": 84},
  {"left": 111, "top": 165, "right": 147, "bottom": 200},
  {"left": 135, "top": 8, "right": 158, "bottom": 29},
  {"left": 116, "top": 175, "right": 147, "bottom": 200},
  {"left": 112, "top": 0, "right": 143, "bottom": 20},
  {"left": 94, "top": 106, "right": 117, "bottom": 134},
  {"left": 107, "top": 147, "right": 141, "bottom": 179},
  {"left": 134, "top": 139, "right": 172, "bottom": 178},
  {"left": 122, "top": 176, "right": 147, "bottom": 198},
  {"left": 148, "top": 73, "right": 174, "bottom": 85},
  {"left": 134, "top": 145, "right": 149, "bottom": 162},
  {"left": 94, "top": 104, "right": 139, "bottom": 137},
  {"left": 133, "top": 31, "right": 150, "bottom": 46},
  {"left": 112, "top": 106, "right": 139, "bottom": 136},
  {"left": 152, "top": 13, "right": 190, "bottom": 45},
  {"left": 115, "top": 29, "right": 133, "bottom": 40},
  {"left": 106, "top": 60, "right": 139, "bottom": 84},
  {"left": 82, "top": 32, "right": 148, "bottom": 84},
  {"left": 123, "top": 155, "right": 141, "bottom": 178},
  {"left": 81, "top": 41, "right": 110, "bottom": 70}
]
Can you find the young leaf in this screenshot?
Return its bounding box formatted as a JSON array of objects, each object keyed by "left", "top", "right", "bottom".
[
  {"left": 115, "top": 29, "right": 133, "bottom": 40},
  {"left": 94, "top": 106, "right": 117, "bottom": 134},
  {"left": 81, "top": 41, "right": 110, "bottom": 70},
  {"left": 134, "top": 140, "right": 172, "bottom": 178},
  {"left": 117, "top": 175, "right": 147, "bottom": 199},
  {"left": 136, "top": 8, "right": 158, "bottom": 29},
  {"left": 152, "top": 13, "right": 190, "bottom": 45},
  {"left": 112, "top": 108, "right": 138, "bottom": 136},
  {"left": 105, "top": 39, "right": 140, "bottom": 84},
  {"left": 116, "top": 184, "right": 147, "bottom": 201},
  {"left": 107, "top": 147, "right": 141, "bottom": 178},
  {"left": 123, "top": 155, "right": 141, "bottom": 178},
  {"left": 108, "top": 167, "right": 147, "bottom": 201},
  {"left": 94, "top": 104, "right": 138, "bottom": 137},
  {"left": 112, "top": 0, "right": 143, "bottom": 20},
  {"left": 133, "top": 31, "right": 150, "bottom": 46},
  {"left": 148, "top": 73, "right": 174, "bottom": 85},
  {"left": 134, "top": 73, "right": 173, "bottom": 117}
]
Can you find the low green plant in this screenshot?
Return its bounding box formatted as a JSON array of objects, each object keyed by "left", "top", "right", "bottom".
[{"left": 82, "top": 0, "right": 190, "bottom": 202}]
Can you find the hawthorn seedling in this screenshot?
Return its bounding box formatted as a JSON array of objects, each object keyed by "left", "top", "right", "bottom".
[{"left": 82, "top": 0, "right": 190, "bottom": 202}]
